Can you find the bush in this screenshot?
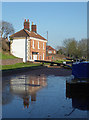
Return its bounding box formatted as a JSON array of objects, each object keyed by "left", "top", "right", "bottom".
[{"left": 2, "top": 39, "right": 10, "bottom": 51}]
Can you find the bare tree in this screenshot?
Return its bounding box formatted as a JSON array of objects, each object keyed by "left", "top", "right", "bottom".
[
  {"left": 63, "top": 38, "right": 78, "bottom": 58},
  {"left": 56, "top": 46, "right": 65, "bottom": 55},
  {"left": 0, "top": 21, "right": 14, "bottom": 39},
  {"left": 78, "top": 39, "right": 87, "bottom": 58}
]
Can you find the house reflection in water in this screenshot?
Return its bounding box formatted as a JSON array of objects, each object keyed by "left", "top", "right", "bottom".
[{"left": 10, "top": 74, "right": 47, "bottom": 108}]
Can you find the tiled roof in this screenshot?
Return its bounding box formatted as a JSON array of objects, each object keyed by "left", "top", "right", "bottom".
[
  {"left": 47, "top": 46, "right": 56, "bottom": 51},
  {"left": 25, "top": 29, "right": 46, "bottom": 40},
  {"left": 10, "top": 29, "right": 47, "bottom": 41}
]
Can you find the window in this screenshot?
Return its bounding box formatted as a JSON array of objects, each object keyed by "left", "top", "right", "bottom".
[
  {"left": 38, "top": 53, "right": 39, "bottom": 60},
  {"left": 38, "top": 41, "right": 40, "bottom": 49},
  {"left": 38, "top": 78, "right": 40, "bottom": 85},
  {"left": 43, "top": 42, "right": 44, "bottom": 50},
  {"left": 33, "top": 40, "right": 35, "bottom": 49},
  {"left": 54, "top": 51, "right": 56, "bottom": 54},
  {"left": 32, "top": 80, "right": 34, "bottom": 84},
  {"left": 43, "top": 53, "right": 44, "bottom": 60},
  {"left": 30, "top": 55, "right": 32, "bottom": 60},
  {"left": 48, "top": 50, "right": 52, "bottom": 54}
]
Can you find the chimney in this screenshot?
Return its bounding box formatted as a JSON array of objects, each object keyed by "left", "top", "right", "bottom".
[
  {"left": 31, "top": 22, "right": 37, "bottom": 33},
  {"left": 24, "top": 19, "right": 30, "bottom": 31}
]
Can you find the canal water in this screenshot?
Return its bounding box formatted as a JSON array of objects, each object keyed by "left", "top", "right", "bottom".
[{"left": 2, "top": 73, "right": 89, "bottom": 118}]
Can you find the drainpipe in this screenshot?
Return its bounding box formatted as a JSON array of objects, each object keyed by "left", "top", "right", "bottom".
[{"left": 23, "top": 37, "right": 27, "bottom": 63}]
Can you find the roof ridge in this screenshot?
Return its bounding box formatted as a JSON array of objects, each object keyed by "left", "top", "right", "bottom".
[
  {"left": 23, "top": 29, "right": 30, "bottom": 37},
  {"left": 47, "top": 45, "right": 56, "bottom": 50},
  {"left": 10, "top": 29, "right": 47, "bottom": 41}
]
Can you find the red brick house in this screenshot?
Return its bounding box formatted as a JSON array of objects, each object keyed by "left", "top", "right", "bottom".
[
  {"left": 46, "top": 46, "right": 56, "bottom": 55},
  {"left": 10, "top": 19, "right": 47, "bottom": 62},
  {"left": 46, "top": 46, "right": 56, "bottom": 61}
]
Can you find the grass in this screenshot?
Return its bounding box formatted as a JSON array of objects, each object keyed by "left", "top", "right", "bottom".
[
  {"left": 0, "top": 52, "right": 18, "bottom": 59},
  {"left": 1, "top": 62, "right": 41, "bottom": 70},
  {"left": 54, "top": 59, "right": 72, "bottom": 63},
  {"left": 55, "top": 59, "right": 65, "bottom": 63}
]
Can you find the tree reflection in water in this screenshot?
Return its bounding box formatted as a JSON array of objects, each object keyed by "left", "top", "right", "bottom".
[{"left": 2, "top": 78, "right": 14, "bottom": 105}]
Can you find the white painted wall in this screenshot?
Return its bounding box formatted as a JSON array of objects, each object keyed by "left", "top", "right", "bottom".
[
  {"left": 11, "top": 38, "right": 27, "bottom": 62},
  {"left": 11, "top": 37, "right": 47, "bottom": 62}
]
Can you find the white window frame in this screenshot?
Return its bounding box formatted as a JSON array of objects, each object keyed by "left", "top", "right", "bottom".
[
  {"left": 48, "top": 50, "right": 52, "bottom": 54},
  {"left": 33, "top": 40, "right": 35, "bottom": 49},
  {"left": 54, "top": 51, "right": 56, "bottom": 54},
  {"left": 38, "top": 41, "right": 40, "bottom": 49},
  {"left": 43, "top": 53, "right": 44, "bottom": 60},
  {"left": 30, "top": 55, "right": 32, "bottom": 60},
  {"left": 32, "top": 80, "right": 34, "bottom": 84},
  {"left": 43, "top": 42, "right": 45, "bottom": 50}
]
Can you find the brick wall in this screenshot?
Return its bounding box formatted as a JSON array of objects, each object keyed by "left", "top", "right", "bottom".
[
  {"left": 46, "top": 55, "right": 53, "bottom": 61},
  {"left": 30, "top": 39, "right": 46, "bottom": 60},
  {"left": 1, "top": 58, "right": 23, "bottom": 65}
]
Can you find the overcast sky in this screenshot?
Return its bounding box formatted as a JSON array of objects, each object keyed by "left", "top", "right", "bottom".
[{"left": 2, "top": 2, "right": 87, "bottom": 49}]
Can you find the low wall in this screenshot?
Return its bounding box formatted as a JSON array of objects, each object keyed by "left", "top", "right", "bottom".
[{"left": 1, "top": 58, "right": 23, "bottom": 65}]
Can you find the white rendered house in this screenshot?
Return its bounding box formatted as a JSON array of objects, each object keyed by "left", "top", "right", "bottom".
[{"left": 10, "top": 19, "right": 47, "bottom": 62}]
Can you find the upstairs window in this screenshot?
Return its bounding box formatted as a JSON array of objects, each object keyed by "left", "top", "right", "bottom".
[
  {"left": 48, "top": 50, "right": 52, "bottom": 54},
  {"left": 33, "top": 40, "right": 35, "bottom": 49},
  {"left": 38, "top": 41, "right": 40, "bottom": 49},
  {"left": 43, "top": 42, "right": 44, "bottom": 50},
  {"left": 54, "top": 51, "right": 56, "bottom": 54}
]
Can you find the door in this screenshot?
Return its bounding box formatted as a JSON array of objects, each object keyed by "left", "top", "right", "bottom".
[{"left": 33, "top": 55, "right": 37, "bottom": 60}]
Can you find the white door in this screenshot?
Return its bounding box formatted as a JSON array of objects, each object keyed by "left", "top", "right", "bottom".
[{"left": 33, "top": 55, "right": 37, "bottom": 60}]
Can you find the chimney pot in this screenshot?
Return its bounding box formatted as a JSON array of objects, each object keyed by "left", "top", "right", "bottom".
[
  {"left": 24, "top": 19, "right": 30, "bottom": 31},
  {"left": 31, "top": 23, "right": 37, "bottom": 33},
  {"left": 32, "top": 22, "right": 33, "bottom": 25}
]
